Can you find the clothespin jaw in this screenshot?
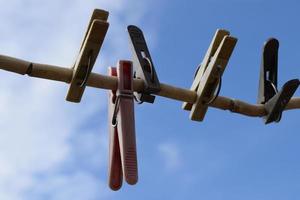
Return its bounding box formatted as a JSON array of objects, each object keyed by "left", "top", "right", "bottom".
[
  {"left": 258, "top": 38, "right": 300, "bottom": 124},
  {"left": 182, "top": 29, "right": 237, "bottom": 121},
  {"left": 128, "top": 25, "right": 161, "bottom": 103},
  {"left": 108, "top": 61, "right": 138, "bottom": 190},
  {"left": 66, "top": 9, "right": 109, "bottom": 102}
]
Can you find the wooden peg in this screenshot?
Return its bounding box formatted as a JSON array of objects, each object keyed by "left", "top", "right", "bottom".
[
  {"left": 66, "top": 10, "right": 109, "bottom": 102},
  {"left": 182, "top": 29, "right": 230, "bottom": 110},
  {"left": 189, "top": 35, "right": 237, "bottom": 121}
]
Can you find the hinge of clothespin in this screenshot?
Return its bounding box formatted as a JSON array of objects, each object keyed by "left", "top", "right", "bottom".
[
  {"left": 128, "top": 25, "right": 161, "bottom": 103},
  {"left": 182, "top": 29, "right": 237, "bottom": 121},
  {"left": 257, "top": 38, "right": 300, "bottom": 124},
  {"left": 66, "top": 9, "right": 109, "bottom": 102},
  {"left": 108, "top": 61, "right": 138, "bottom": 191}
]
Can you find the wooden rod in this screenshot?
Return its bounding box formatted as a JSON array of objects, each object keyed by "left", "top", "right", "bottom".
[{"left": 1, "top": 54, "right": 300, "bottom": 118}]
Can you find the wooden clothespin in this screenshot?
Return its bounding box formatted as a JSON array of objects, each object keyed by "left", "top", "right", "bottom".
[
  {"left": 257, "top": 38, "right": 300, "bottom": 124},
  {"left": 182, "top": 29, "right": 237, "bottom": 121},
  {"left": 108, "top": 61, "right": 138, "bottom": 191},
  {"left": 66, "top": 9, "right": 109, "bottom": 102}
]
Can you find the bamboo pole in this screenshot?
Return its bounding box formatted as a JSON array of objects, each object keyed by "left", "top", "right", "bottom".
[{"left": 1, "top": 54, "right": 300, "bottom": 118}]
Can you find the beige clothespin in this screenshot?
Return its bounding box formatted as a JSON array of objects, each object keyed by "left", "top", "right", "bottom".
[
  {"left": 183, "top": 29, "right": 237, "bottom": 121},
  {"left": 66, "top": 9, "right": 109, "bottom": 102}
]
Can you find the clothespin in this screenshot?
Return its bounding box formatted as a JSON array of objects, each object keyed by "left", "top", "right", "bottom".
[
  {"left": 128, "top": 25, "right": 161, "bottom": 103},
  {"left": 257, "top": 38, "right": 300, "bottom": 124},
  {"left": 182, "top": 29, "right": 237, "bottom": 121},
  {"left": 66, "top": 9, "right": 109, "bottom": 102},
  {"left": 108, "top": 61, "right": 138, "bottom": 191}
]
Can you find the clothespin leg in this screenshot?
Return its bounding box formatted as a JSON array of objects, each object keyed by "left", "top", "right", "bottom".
[
  {"left": 116, "top": 61, "right": 138, "bottom": 185},
  {"left": 108, "top": 67, "right": 123, "bottom": 190}
]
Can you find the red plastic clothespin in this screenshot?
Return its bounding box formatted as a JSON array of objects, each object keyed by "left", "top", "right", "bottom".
[{"left": 108, "top": 61, "right": 138, "bottom": 191}]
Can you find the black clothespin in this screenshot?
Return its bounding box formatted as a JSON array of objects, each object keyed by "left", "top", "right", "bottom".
[
  {"left": 258, "top": 38, "right": 300, "bottom": 124},
  {"left": 128, "top": 25, "right": 161, "bottom": 103}
]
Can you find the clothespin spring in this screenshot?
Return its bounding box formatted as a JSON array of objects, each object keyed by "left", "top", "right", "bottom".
[
  {"left": 206, "top": 75, "right": 222, "bottom": 104},
  {"left": 266, "top": 80, "right": 278, "bottom": 94},
  {"left": 112, "top": 93, "right": 134, "bottom": 127},
  {"left": 79, "top": 50, "right": 94, "bottom": 87},
  {"left": 140, "top": 51, "right": 155, "bottom": 82},
  {"left": 202, "top": 65, "right": 223, "bottom": 105},
  {"left": 132, "top": 52, "right": 155, "bottom": 105}
]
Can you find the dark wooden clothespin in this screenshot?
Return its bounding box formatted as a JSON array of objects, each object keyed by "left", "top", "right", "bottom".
[
  {"left": 66, "top": 9, "right": 109, "bottom": 102},
  {"left": 258, "top": 38, "right": 300, "bottom": 124},
  {"left": 128, "top": 25, "right": 161, "bottom": 103},
  {"left": 108, "top": 61, "right": 138, "bottom": 191},
  {"left": 182, "top": 29, "right": 237, "bottom": 121}
]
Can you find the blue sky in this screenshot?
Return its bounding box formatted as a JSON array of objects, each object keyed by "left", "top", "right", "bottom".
[{"left": 0, "top": 0, "right": 300, "bottom": 199}]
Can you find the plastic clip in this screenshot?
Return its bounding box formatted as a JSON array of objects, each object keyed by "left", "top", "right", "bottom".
[
  {"left": 108, "top": 61, "right": 138, "bottom": 191},
  {"left": 258, "top": 38, "right": 300, "bottom": 124},
  {"left": 128, "top": 25, "right": 160, "bottom": 103}
]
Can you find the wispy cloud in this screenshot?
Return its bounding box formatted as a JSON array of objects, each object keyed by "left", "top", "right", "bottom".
[
  {"left": 0, "top": 0, "right": 155, "bottom": 199},
  {"left": 158, "top": 142, "right": 182, "bottom": 172}
]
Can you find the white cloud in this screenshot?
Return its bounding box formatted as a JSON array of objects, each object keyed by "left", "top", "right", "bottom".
[
  {"left": 0, "top": 0, "right": 156, "bottom": 199},
  {"left": 158, "top": 142, "right": 182, "bottom": 171}
]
